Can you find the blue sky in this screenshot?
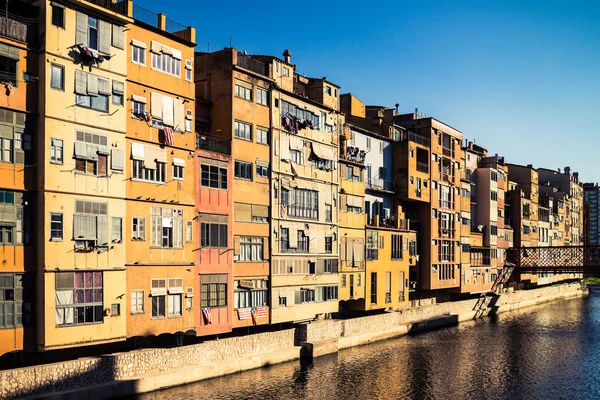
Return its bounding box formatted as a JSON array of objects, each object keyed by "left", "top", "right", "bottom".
[{"left": 141, "top": 0, "right": 600, "bottom": 182}]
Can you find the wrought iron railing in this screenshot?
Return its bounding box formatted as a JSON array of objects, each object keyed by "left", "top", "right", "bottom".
[
  {"left": 506, "top": 245, "right": 600, "bottom": 272},
  {"left": 404, "top": 131, "right": 430, "bottom": 147},
  {"left": 237, "top": 53, "right": 268, "bottom": 76},
  {"left": 196, "top": 135, "right": 231, "bottom": 155},
  {"left": 366, "top": 178, "right": 394, "bottom": 192},
  {"left": 416, "top": 161, "right": 428, "bottom": 173},
  {"left": 88, "top": 0, "right": 129, "bottom": 15}
]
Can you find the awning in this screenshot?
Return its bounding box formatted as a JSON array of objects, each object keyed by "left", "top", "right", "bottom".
[
  {"left": 131, "top": 143, "right": 144, "bottom": 161},
  {"left": 168, "top": 287, "right": 184, "bottom": 294},
  {"left": 172, "top": 157, "right": 185, "bottom": 167},
  {"left": 132, "top": 94, "right": 147, "bottom": 103},
  {"left": 131, "top": 39, "right": 147, "bottom": 49},
  {"left": 150, "top": 40, "right": 162, "bottom": 53},
  {"left": 171, "top": 49, "right": 182, "bottom": 60},
  {"left": 150, "top": 288, "right": 167, "bottom": 296},
  {"left": 312, "top": 142, "right": 335, "bottom": 160},
  {"left": 161, "top": 45, "right": 173, "bottom": 56},
  {"left": 346, "top": 195, "right": 363, "bottom": 208}
]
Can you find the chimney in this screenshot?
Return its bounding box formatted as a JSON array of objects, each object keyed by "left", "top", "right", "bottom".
[
  {"left": 283, "top": 49, "right": 291, "bottom": 64},
  {"left": 564, "top": 166, "right": 571, "bottom": 175},
  {"left": 395, "top": 103, "right": 399, "bottom": 114},
  {"left": 574, "top": 172, "right": 579, "bottom": 182}
]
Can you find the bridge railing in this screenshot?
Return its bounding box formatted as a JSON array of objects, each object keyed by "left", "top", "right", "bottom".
[{"left": 506, "top": 245, "right": 600, "bottom": 272}]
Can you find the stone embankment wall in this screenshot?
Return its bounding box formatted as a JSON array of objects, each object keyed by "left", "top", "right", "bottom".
[{"left": 0, "top": 283, "right": 586, "bottom": 400}]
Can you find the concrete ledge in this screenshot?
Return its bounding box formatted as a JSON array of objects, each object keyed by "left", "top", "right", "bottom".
[
  {"left": 301, "top": 338, "right": 339, "bottom": 358},
  {"left": 24, "top": 346, "right": 302, "bottom": 400}
]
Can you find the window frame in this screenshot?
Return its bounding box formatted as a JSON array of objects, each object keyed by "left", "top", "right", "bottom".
[
  {"left": 173, "top": 164, "right": 184, "bottom": 180},
  {"left": 50, "top": 212, "right": 63, "bottom": 241},
  {"left": 50, "top": 138, "right": 64, "bottom": 164},
  {"left": 50, "top": 64, "right": 65, "bottom": 91},
  {"left": 51, "top": 3, "right": 65, "bottom": 29},
  {"left": 132, "top": 216, "right": 146, "bottom": 241},
  {"left": 234, "top": 160, "right": 253, "bottom": 181},
  {"left": 131, "top": 290, "right": 144, "bottom": 314},
  {"left": 132, "top": 44, "right": 146, "bottom": 66},
  {"left": 257, "top": 127, "right": 269, "bottom": 145}
]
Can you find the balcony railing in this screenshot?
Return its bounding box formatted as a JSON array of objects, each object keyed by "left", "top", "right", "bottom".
[
  {"left": 416, "top": 161, "right": 428, "bottom": 173},
  {"left": 404, "top": 131, "right": 430, "bottom": 147},
  {"left": 237, "top": 53, "right": 268, "bottom": 77},
  {"left": 366, "top": 178, "right": 394, "bottom": 192},
  {"left": 367, "top": 215, "right": 409, "bottom": 230},
  {"left": 341, "top": 145, "right": 366, "bottom": 164},
  {"left": 196, "top": 135, "right": 231, "bottom": 155},
  {"left": 132, "top": 5, "right": 193, "bottom": 41},
  {"left": 442, "top": 146, "right": 454, "bottom": 157},
  {"left": 89, "top": 0, "right": 129, "bottom": 16},
  {"left": 0, "top": 16, "right": 37, "bottom": 44}
]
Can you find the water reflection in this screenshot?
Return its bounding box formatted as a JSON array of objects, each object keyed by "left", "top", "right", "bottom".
[{"left": 129, "top": 291, "right": 600, "bottom": 400}]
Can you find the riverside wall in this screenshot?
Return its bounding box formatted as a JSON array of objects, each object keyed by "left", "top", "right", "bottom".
[{"left": 0, "top": 282, "right": 586, "bottom": 400}]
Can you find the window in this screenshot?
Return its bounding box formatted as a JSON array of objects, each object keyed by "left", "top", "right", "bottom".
[
  {"left": 409, "top": 241, "right": 417, "bottom": 256},
  {"left": 186, "top": 220, "right": 193, "bottom": 243},
  {"left": 50, "top": 64, "right": 64, "bottom": 90},
  {"left": 325, "top": 237, "right": 333, "bottom": 253},
  {"left": 392, "top": 234, "right": 403, "bottom": 260},
  {"left": 0, "top": 226, "right": 12, "bottom": 245},
  {"left": 111, "top": 217, "right": 122, "bottom": 242},
  {"left": 152, "top": 296, "right": 165, "bottom": 318},
  {"left": 326, "top": 86, "right": 332, "bottom": 95},
  {"left": 168, "top": 294, "right": 182, "bottom": 317},
  {"left": 173, "top": 164, "right": 184, "bottom": 180},
  {"left": 256, "top": 88, "right": 268, "bottom": 106},
  {"left": 234, "top": 83, "right": 252, "bottom": 101},
  {"left": 55, "top": 271, "right": 103, "bottom": 326},
  {"left": 132, "top": 217, "right": 146, "bottom": 240},
  {"left": 256, "top": 162, "right": 269, "bottom": 178},
  {"left": 0, "top": 138, "right": 12, "bottom": 163},
  {"left": 257, "top": 128, "right": 269, "bottom": 145},
  {"left": 366, "top": 138, "right": 372, "bottom": 149},
  {"left": 0, "top": 54, "right": 17, "bottom": 87},
  {"left": 150, "top": 207, "right": 184, "bottom": 248},
  {"left": 132, "top": 44, "right": 146, "bottom": 65},
  {"left": 51, "top": 3, "right": 65, "bottom": 28},
  {"left": 87, "top": 16, "right": 98, "bottom": 49},
  {"left": 76, "top": 93, "right": 109, "bottom": 112},
  {"left": 0, "top": 274, "right": 25, "bottom": 328},
  {"left": 461, "top": 244, "right": 470, "bottom": 253},
  {"left": 50, "top": 138, "right": 63, "bottom": 164},
  {"left": 185, "top": 118, "right": 192, "bottom": 132},
  {"left": 234, "top": 279, "right": 267, "bottom": 309},
  {"left": 298, "top": 231, "right": 309, "bottom": 252},
  {"left": 341, "top": 274, "right": 347, "bottom": 287},
  {"left": 279, "top": 296, "right": 287, "bottom": 307},
  {"left": 280, "top": 227, "right": 289, "bottom": 251},
  {"left": 316, "top": 286, "right": 338, "bottom": 302},
  {"left": 151, "top": 46, "right": 181, "bottom": 77},
  {"left": 280, "top": 187, "right": 318, "bottom": 219},
  {"left": 200, "top": 276, "right": 227, "bottom": 308},
  {"left": 295, "top": 289, "right": 314, "bottom": 304},
  {"left": 131, "top": 290, "right": 144, "bottom": 314},
  {"left": 185, "top": 67, "right": 192, "bottom": 82},
  {"left": 200, "top": 215, "right": 228, "bottom": 248},
  {"left": 112, "top": 91, "right": 123, "bottom": 106},
  {"left": 367, "top": 231, "right": 378, "bottom": 260},
  {"left": 132, "top": 101, "right": 146, "bottom": 118},
  {"left": 370, "top": 272, "right": 377, "bottom": 304},
  {"left": 290, "top": 149, "right": 303, "bottom": 165},
  {"left": 200, "top": 158, "right": 228, "bottom": 189},
  {"left": 234, "top": 121, "right": 252, "bottom": 140},
  {"left": 132, "top": 160, "right": 166, "bottom": 183},
  {"left": 238, "top": 236, "right": 264, "bottom": 261},
  {"left": 234, "top": 161, "right": 253, "bottom": 180},
  {"left": 283, "top": 67, "right": 289, "bottom": 77},
  {"left": 490, "top": 223, "right": 498, "bottom": 236},
  {"left": 491, "top": 191, "right": 498, "bottom": 201},
  {"left": 325, "top": 204, "right": 332, "bottom": 222},
  {"left": 491, "top": 171, "right": 498, "bottom": 182},
  {"left": 50, "top": 213, "right": 63, "bottom": 240},
  {"left": 385, "top": 272, "right": 392, "bottom": 303}
]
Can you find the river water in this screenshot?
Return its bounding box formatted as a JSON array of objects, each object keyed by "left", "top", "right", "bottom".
[{"left": 131, "top": 288, "right": 600, "bottom": 400}]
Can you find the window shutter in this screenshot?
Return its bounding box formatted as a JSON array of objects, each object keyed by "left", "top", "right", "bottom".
[
  {"left": 74, "top": 70, "right": 87, "bottom": 95},
  {"left": 96, "top": 215, "right": 108, "bottom": 245},
  {"left": 98, "top": 20, "right": 111, "bottom": 54},
  {"left": 289, "top": 228, "right": 298, "bottom": 248},
  {"left": 111, "top": 24, "right": 124, "bottom": 49},
  {"left": 139, "top": 217, "right": 146, "bottom": 240},
  {"left": 150, "top": 92, "right": 163, "bottom": 119},
  {"left": 0, "top": 205, "right": 16, "bottom": 223},
  {"left": 75, "top": 12, "right": 88, "bottom": 45},
  {"left": 234, "top": 203, "right": 251, "bottom": 222},
  {"left": 173, "top": 218, "right": 183, "bottom": 248},
  {"left": 151, "top": 217, "right": 161, "bottom": 246},
  {"left": 98, "top": 77, "right": 110, "bottom": 95},
  {"left": 262, "top": 237, "right": 268, "bottom": 260},
  {"left": 162, "top": 96, "right": 174, "bottom": 127},
  {"left": 87, "top": 74, "right": 98, "bottom": 96},
  {"left": 234, "top": 236, "right": 240, "bottom": 255},
  {"left": 73, "top": 214, "right": 97, "bottom": 240},
  {"left": 112, "top": 80, "right": 124, "bottom": 95},
  {"left": 111, "top": 149, "right": 124, "bottom": 171},
  {"left": 14, "top": 149, "right": 24, "bottom": 165},
  {"left": 173, "top": 98, "right": 184, "bottom": 132},
  {"left": 294, "top": 290, "right": 302, "bottom": 305}
]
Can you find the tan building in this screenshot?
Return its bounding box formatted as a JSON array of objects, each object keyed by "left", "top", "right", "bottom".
[
  {"left": 36, "top": 0, "right": 133, "bottom": 351},
  {"left": 195, "top": 49, "right": 272, "bottom": 328},
  {"left": 124, "top": 8, "right": 196, "bottom": 339}
]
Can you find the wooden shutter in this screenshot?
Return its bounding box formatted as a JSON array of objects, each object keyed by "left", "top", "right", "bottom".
[
  {"left": 262, "top": 237, "right": 269, "bottom": 260},
  {"left": 96, "top": 215, "right": 108, "bottom": 245},
  {"left": 14, "top": 149, "right": 24, "bottom": 165},
  {"left": 173, "top": 97, "right": 184, "bottom": 132},
  {"left": 162, "top": 96, "right": 174, "bottom": 127},
  {"left": 111, "top": 24, "right": 124, "bottom": 49},
  {"left": 74, "top": 70, "right": 87, "bottom": 95},
  {"left": 150, "top": 92, "right": 163, "bottom": 119},
  {"left": 151, "top": 216, "right": 161, "bottom": 246},
  {"left": 110, "top": 149, "right": 124, "bottom": 171},
  {"left": 75, "top": 12, "right": 88, "bottom": 45},
  {"left": 174, "top": 218, "right": 183, "bottom": 248},
  {"left": 354, "top": 239, "right": 364, "bottom": 265},
  {"left": 98, "top": 77, "right": 110, "bottom": 95},
  {"left": 87, "top": 74, "right": 98, "bottom": 96},
  {"left": 234, "top": 203, "right": 251, "bottom": 222},
  {"left": 98, "top": 20, "right": 110, "bottom": 54},
  {"left": 234, "top": 236, "right": 240, "bottom": 255}
]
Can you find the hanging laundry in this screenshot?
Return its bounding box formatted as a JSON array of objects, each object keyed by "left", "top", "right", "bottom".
[
  {"left": 4, "top": 82, "right": 13, "bottom": 96},
  {"left": 293, "top": 118, "right": 299, "bottom": 135}
]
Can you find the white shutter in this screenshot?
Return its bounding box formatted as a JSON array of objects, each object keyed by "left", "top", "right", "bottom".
[
  {"left": 150, "top": 92, "right": 163, "bottom": 119},
  {"left": 162, "top": 96, "right": 174, "bottom": 127},
  {"left": 74, "top": 70, "right": 87, "bottom": 95},
  {"left": 173, "top": 98, "right": 184, "bottom": 132},
  {"left": 98, "top": 20, "right": 111, "bottom": 54},
  {"left": 87, "top": 74, "right": 98, "bottom": 96},
  {"left": 76, "top": 12, "right": 88, "bottom": 45},
  {"left": 97, "top": 215, "right": 108, "bottom": 245},
  {"left": 151, "top": 216, "right": 161, "bottom": 247},
  {"left": 111, "top": 149, "right": 124, "bottom": 171},
  {"left": 111, "top": 24, "right": 124, "bottom": 49},
  {"left": 98, "top": 77, "right": 110, "bottom": 95}
]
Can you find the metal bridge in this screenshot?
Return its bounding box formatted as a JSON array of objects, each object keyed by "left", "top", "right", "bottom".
[{"left": 506, "top": 245, "right": 600, "bottom": 273}]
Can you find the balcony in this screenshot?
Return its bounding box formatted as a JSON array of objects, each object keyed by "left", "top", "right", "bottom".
[
  {"left": 366, "top": 178, "right": 394, "bottom": 193},
  {"left": 367, "top": 215, "right": 409, "bottom": 230},
  {"left": 132, "top": 5, "right": 194, "bottom": 42},
  {"left": 404, "top": 131, "right": 430, "bottom": 147},
  {"left": 341, "top": 145, "right": 366, "bottom": 164},
  {"left": 196, "top": 135, "right": 231, "bottom": 155},
  {"left": 442, "top": 146, "right": 454, "bottom": 158},
  {"left": 438, "top": 228, "right": 456, "bottom": 238},
  {"left": 237, "top": 53, "right": 268, "bottom": 77},
  {"left": 416, "top": 161, "right": 428, "bottom": 174},
  {"left": 89, "top": 0, "right": 130, "bottom": 16}
]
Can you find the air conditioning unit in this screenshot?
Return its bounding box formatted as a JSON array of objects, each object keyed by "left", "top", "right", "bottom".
[
  {"left": 185, "top": 59, "right": 193, "bottom": 69},
  {"left": 185, "top": 287, "right": 194, "bottom": 297},
  {"left": 186, "top": 109, "right": 193, "bottom": 119}
]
